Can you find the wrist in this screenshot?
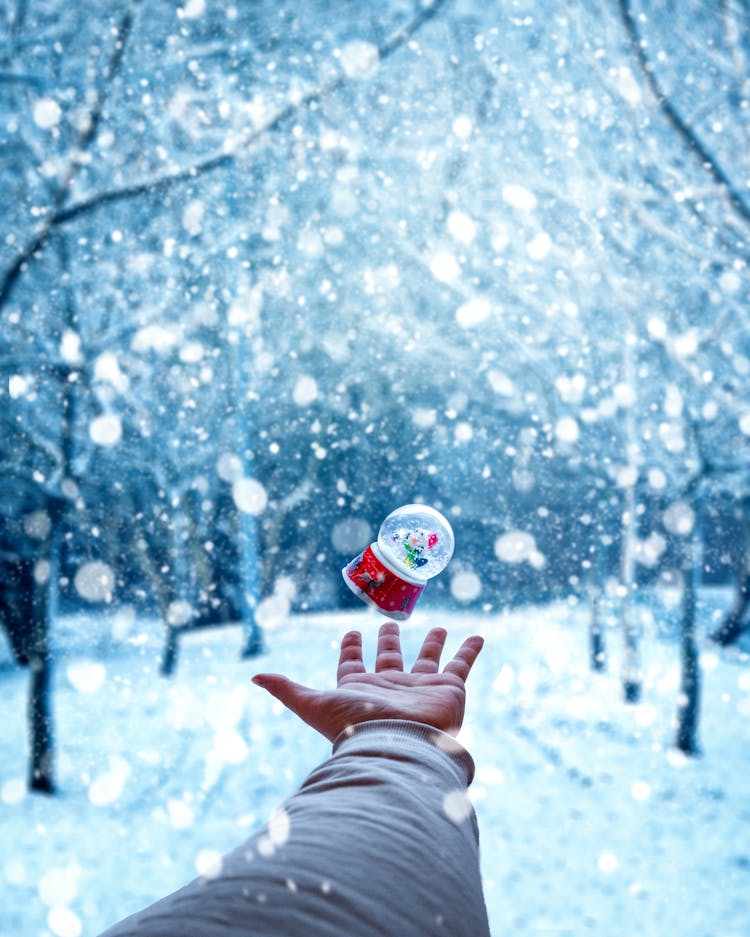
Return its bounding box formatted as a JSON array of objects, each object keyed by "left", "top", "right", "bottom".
[{"left": 331, "top": 719, "right": 476, "bottom": 785}]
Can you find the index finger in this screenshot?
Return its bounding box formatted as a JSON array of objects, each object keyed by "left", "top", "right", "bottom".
[{"left": 442, "top": 635, "right": 484, "bottom": 682}]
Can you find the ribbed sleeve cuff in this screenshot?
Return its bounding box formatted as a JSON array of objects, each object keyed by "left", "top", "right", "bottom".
[{"left": 331, "top": 719, "right": 476, "bottom": 785}]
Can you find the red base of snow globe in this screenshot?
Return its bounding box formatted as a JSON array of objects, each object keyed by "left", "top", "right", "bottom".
[{"left": 342, "top": 543, "right": 425, "bottom": 620}]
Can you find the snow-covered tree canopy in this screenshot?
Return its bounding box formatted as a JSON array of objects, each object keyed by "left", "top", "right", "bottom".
[{"left": 2, "top": 0, "right": 750, "bottom": 616}]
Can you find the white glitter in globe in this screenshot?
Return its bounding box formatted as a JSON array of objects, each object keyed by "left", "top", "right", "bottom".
[{"left": 232, "top": 477, "right": 268, "bottom": 515}]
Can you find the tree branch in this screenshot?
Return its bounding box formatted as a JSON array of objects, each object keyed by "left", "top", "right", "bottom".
[
  {"left": 0, "top": 0, "right": 450, "bottom": 309},
  {"left": 618, "top": 0, "right": 750, "bottom": 230},
  {"left": 0, "top": 0, "right": 142, "bottom": 310}
]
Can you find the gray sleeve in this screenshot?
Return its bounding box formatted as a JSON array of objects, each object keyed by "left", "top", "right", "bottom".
[{"left": 98, "top": 719, "right": 491, "bottom": 937}]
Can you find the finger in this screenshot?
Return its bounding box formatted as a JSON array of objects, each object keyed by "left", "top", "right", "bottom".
[
  {"left": 251, "top": 673, "right": 315, "bottom": 718},
  {"left": 443, "top": 635, "right": 485, "bottom": 682},
  {"left": 375, "top": 621, "right": 404, "bottom": 672},
  {"left": 337, "top": 630, "right": 366, "bottom": 682},
  {"left": 411, "top": 627, "right": 447, "bottom": 673}
]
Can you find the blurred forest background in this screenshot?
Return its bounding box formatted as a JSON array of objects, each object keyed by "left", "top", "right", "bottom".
[{"left": 2, "top": 0, "right": 750, "bottom": 796}]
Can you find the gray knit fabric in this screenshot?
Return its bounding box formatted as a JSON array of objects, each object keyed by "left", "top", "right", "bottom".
[{"left": 98, "top": 720, "right": 491, "bottom": 937}]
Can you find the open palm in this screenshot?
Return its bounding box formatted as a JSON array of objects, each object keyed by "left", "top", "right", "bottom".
[{"left": 252, "top": 623, "right": 484, "bottom": 741}]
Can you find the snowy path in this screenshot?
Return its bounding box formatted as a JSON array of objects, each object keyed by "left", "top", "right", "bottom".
[{"left": 1, "top": 604, "right": 749, "bottom": 936}]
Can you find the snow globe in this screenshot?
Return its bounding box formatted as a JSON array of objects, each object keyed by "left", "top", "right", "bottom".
[{"left": 342, "top": 504, "right": 455, "bottom": 619}]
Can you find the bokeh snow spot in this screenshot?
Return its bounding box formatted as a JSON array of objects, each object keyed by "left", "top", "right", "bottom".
[
  {"left": 88, "top": 756, "right": 131, "bottom": 806},
  {"left": 89, "top": 413, "right": 122, "bottom": 447},
  {"left": 429, "top": 250, "right": 461, "bottom": 284},
  {"left": 526, "top": 231, "right": 552, "bottom": 260},
  {"left": 494, "top": 531, "right": 545, "bottom": 568},
  {"left": 662, "top": 501, "right": 695, "bottom": 536},
  {"left": 331, "top": 518, "right": 372, "bottom": 554},
  {"left": 180, "top": 0, "right": 205, "bottom": 18},
  {"left": 450, "top": 570, "right": 481, "bottom": 603},
  {"left": 167, "top": 599, "right": 194, "bottom": 627},
  {"left": 47, "top": 907, "right": 82, "bottom": 937},
  {"left": 66, "top": 659, "right": 106, "bottom": 694},
  {"left": 38, "top": 864, "right": 80, "bottom": 906},
  {"left": 339, "top": 40, "right": 379, "bottom": 78},
  {"left": 292, "top": 375, "right": 318, "bottom": 406},
  {"left": 597, "top": 849, "right": 619, "bottom": 875},
  {"left": 501, "top": 184, "right": 537, "bottom": 212},
  {"left": 451, "top": 114, "right": 473, "bottom": 139},
  {"left": 1, "top": 777, "right": 25, "bottom": 805},
  {"left": 268, "top": 807, "right": 291, "bottom": 846},
  {"left": 167, "top": 798, "right": 196, "bottom": 830},
  {"left": 182, "top": 199, "right": 205, "bottom": 235},
  {"left": 412, "top": 408, "right": 437, "bottom": 429},
  {"left": 33, "top": 98, "right": 61, "bottom": 129},
  {"left": 554, "top": 416, "right": 579, "bottom": 444},
  {"left": 213, "top": 729, "right": 249, "bottom": 765},
  {"left": 443, "top": 789, "right": 473, "bottom": 824},
  {"left": 232, "top": 477, "right": 268, "bottom": 515},
  {"left": 195, "top": 849, "right": 223, "bottom": 879},
  {"left": 74, "top": 561, "right": 115, "bottom": 603},
  {"left": 456, "top": 297, "right": 491, "bottom": 329},
  {"left": 217, "top": 452, "right": 243, "bottom": 482},
  {"left": 24, "top": 509, "right": 52, "bottom": 540},
  {"left": 630, "top": 780, "right": 651, "bottom": 802},
  {"left": 447, "top": 211, "right": 476, "bottom": 244}
]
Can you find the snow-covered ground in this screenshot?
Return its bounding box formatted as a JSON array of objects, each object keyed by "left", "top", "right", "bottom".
[{"left": 2, "top": 598, "right": 750, "bottom": 937}]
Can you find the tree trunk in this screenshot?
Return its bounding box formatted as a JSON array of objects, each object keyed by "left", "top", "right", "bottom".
[
  {"left": 160, "top": 503, "right": 190, "bottom": 676},
  {"left": 675, "top": 527, "right": 701, "bottom": 755},
  {"left": 588, "top": 580, "right": 607, "bottom": 672},
  {"left": 28, "top": 544, "right": 55, "bottom": 793},
  {"left": 710, "top": 546, "right": 750, "bottom": 646},
  {"left": 620, "top": 483, "right": 641, "bottom": 702}
]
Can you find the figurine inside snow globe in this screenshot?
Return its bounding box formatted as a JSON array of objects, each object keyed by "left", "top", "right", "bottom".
[{"left": 342, "top": 504, "right": 454, "bottom": 620}]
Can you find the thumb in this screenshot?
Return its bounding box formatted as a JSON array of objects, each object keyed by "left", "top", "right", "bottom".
[{"left": 252, "top": 673, "right": 315, "bottom": 717}]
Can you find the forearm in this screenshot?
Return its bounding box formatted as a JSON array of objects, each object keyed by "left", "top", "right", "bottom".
[{"left": 98, "top": 720, "right": 490, "bottom": 937}]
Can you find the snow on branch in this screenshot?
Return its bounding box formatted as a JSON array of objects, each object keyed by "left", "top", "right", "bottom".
[
  {"left": 0, "top": 0, "right": 449, "bottom": 312},
  {"left": 618, "top": 0, "right": 750, "bottom": 230}
]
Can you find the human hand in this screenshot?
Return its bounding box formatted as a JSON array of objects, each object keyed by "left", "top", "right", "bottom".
[{"left": 251, "top": 622, "right": 484, "bottom": 741}]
